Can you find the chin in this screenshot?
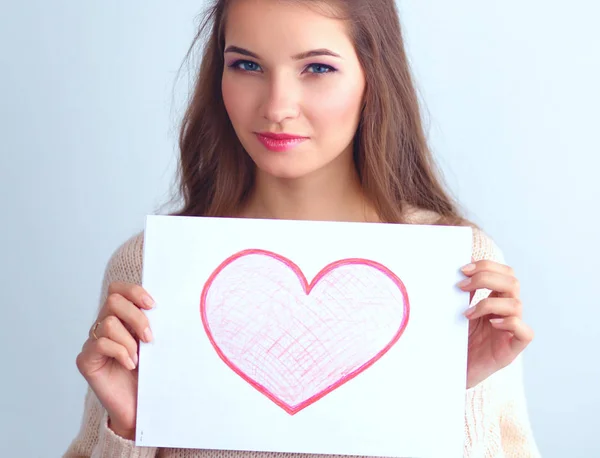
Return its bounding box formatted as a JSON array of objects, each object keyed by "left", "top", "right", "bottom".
[
  {"left": 247, "top": 150, "right": 320, "bottom": 181},
  {"left": 255, "top": 162, "right": 316, "bottom": 181}
]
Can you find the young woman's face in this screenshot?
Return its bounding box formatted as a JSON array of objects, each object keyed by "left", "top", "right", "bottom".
[{"left": 221, "top": 0, "right": 366, "bottom": 180}]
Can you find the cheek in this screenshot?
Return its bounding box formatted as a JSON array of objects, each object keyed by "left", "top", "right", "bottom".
[
  {"left": 307, "top": 80, "right": 363, "bottom": 140},
  {"left": 222, "top": 76, "right": 253, "bottom": 125}
]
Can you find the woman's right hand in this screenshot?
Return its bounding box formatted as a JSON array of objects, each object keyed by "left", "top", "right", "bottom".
[{"left": 76, "top": 281, "right": 155, "bottom": 440}]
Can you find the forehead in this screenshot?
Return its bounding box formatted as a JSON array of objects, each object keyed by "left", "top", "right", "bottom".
[{"left": 224, "top": 0, "right": 352, "bottom": 55}]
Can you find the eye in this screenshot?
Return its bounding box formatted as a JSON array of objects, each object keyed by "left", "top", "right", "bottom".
[
  {"left": 305, "top": 63, "right": 336, "bottom": 75},
  {"left": 227, "top": 60, "right": 336, "bottom": 76},
  {"left": 229, "top": 60, "right": 262, "bottom": 72}
]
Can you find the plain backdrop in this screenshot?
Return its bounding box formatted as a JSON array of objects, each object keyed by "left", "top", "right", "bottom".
[{"left": 1, "top": 1, "right": 598, "bottom": 457}]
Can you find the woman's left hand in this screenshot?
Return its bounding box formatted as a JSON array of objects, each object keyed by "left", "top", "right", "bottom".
[{"left": 458, "top": 260, "right": 534, "bottom": 389}]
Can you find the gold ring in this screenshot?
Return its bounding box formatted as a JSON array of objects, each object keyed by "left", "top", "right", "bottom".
[{"left": 92, "top": 321, "right": 102, "bottom": 340}]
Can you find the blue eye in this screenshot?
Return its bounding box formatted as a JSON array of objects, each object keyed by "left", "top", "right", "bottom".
[
  {"left": 306, "top": 63, "right": 335, "bottom": 74},
  {"left": 227, "top": 60, "right": 336, "bottom": 76},
  {"left": 230, "top": 60, "right": 262, "bottom": 72}
]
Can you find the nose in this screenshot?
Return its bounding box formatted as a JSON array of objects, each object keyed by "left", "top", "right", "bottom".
[{"left": 260, "top": 72, "right": 300, "bottom": 124}]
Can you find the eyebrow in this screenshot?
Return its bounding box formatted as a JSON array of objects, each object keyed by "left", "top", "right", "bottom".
[{"left": 224, "top": 45, "right": 342, "bottom": 60}]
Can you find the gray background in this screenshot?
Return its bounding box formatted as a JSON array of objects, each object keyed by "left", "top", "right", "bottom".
[{"left": 1, "top": 1, "right": 598, "bottom": 456}]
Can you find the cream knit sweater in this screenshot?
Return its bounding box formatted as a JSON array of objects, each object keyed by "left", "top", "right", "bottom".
[{"left": 64, "top": 216, "right": 540, "bottom": 458}]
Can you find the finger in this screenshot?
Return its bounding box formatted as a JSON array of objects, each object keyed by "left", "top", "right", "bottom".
[
  {"left": 92, "top": 315, "right": 139, "bottom": 365},
  {"left": 461, "top": 260, "right": 515, "bottom": 277},
  {"left": 98, "top": 293, "right": 153, "bottom": 343},
  {"left": 108, "top": 281, "right": 155, "bottom": 310},
  {"left": 457, "top": 271, "right": 520, "bottom": 297},
  {"left": 79, "top": 337, "right": 136, "bottom": 374},
  {"left": 489, "top": 317, "right": 534, "bottom": 354},
  {"left": 464, "top": 297, "right": 523, "bottom": 320}
]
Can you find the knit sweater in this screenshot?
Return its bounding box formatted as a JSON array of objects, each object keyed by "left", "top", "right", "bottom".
[{"left": 64, "top": 214, "right": 540, "bottom": 458}]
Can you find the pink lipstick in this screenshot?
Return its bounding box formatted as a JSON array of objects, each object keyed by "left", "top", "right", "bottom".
[{"left": 256, "top": 132, "right": 308, "bottom": 152}]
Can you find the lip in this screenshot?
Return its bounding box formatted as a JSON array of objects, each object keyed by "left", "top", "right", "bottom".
[
  {"left": 257, "top": 132, "right": 308, "bottom": 140},
  {"left": 255, "top": 132, "right": 308, "bottom": 152}
]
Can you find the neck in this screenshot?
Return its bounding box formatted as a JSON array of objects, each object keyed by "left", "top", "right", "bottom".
[{"left": 240, "top": 154, "right": 378, "bottom": 223}]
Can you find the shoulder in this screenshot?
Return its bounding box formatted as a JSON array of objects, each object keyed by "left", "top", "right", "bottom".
[
  {"left": 402, "top": 204, "right": 441, "bottom": 225},
  {"left": 103, "top": 230, "right": 145, "bottom": 287},
  {"left": 403, "top": 205, "right": 505, "bottom": 264}
]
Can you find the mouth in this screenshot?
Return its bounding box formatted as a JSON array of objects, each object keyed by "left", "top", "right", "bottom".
[{"left": 255, "top": 133, "right": 309, "bottom": 152}]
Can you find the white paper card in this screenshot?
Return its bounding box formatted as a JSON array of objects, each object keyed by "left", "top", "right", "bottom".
[{"left": 136, "top": 215, "right": 473, "bottom": 458}]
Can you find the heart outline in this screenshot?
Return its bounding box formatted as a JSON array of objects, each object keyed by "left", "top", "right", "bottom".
[{"left": 200, "top": 248, "right": 410, "bottom": 415}]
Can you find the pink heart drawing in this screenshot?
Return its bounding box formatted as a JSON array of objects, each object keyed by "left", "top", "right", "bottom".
[{"left": 200, "top": 249, "right": 410, "bottom": 415}]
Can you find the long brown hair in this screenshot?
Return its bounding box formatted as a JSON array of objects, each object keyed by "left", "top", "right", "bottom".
[{"left": 163, "top": 0, "right": 471, "bottom": 227}]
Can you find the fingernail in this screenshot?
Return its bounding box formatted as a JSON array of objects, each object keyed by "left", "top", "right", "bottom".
[
  {"left": 143, "top": 327, "right": 153, "bottom": 342},
  {"left": 457, "top": 278, "right": 472, "bottom": 288},
  {"left": 461, "top": 263, "right": 476, "bottom": 273},
  {"left": 132, "top": 353, "right": 138, "bottom": 366},
  {"left": 127, "top": 357, "right": 136, "bottom": 370},
  {"left": 142, "top": 295, "right": 155, "bottom": 308},
  {"left": 490, "top": 318, "right": 504, "bottom": 324},
  {"left": 463, "top": 305, "right": 476, "bottom": 317}
]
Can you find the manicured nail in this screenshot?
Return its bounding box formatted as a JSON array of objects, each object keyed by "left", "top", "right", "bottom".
[
  {"left": 142, "top": 295, "right": 155, "bottom": 308},
  {"left": 457, "top": 278, "right": 472, "bottom": 288},
  {"left": 463, "top": 305, "right": 476, "bottom": 317},
  {"left": 127, "top": 357, "right": 136, "bottom": 370},
  {"left": 461, "top": 263, "right": 476, "bottom": 273},
  {"left": 490, "top": 318, "right": 504, "bottom": 324},
  {"left": 143, "top": 327, "right": 153, "bottom": 342}
]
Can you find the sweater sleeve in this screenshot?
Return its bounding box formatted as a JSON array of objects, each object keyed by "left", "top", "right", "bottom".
[
  {"left": 63, "top": 231, "right": 158, "bottom": 458},
  {"left": 463, "top": 228, "right": 540, "bottom": 458}
]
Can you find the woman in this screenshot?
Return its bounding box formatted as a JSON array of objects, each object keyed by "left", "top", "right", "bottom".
[{"left": 65, "top": 0, "right": 540, "bottom": 456}]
